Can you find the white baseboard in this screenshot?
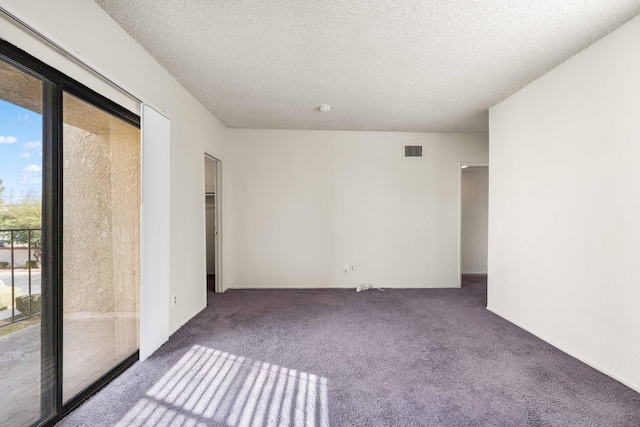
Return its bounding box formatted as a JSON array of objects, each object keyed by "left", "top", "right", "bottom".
[
  {"left": 487, "top": 305, "right": 640, "bottom": 394},
  {"left": 226, "top": 282, "right": 461, "bottom": 290}
]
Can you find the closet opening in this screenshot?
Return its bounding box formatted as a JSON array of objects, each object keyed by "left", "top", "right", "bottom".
[{"left": 205, "top": 154, "right": 222, "bottom": 299}]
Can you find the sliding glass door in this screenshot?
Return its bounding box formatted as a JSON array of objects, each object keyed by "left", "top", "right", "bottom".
[
  {"left": 62, "top": 92, "right": 140, "bottom": 402},
  {"left": 0, "top": 52, "right": 55, "bottom": 427},
  {"left": 0, "top": 40, "right": 141, "bottom": 426}
]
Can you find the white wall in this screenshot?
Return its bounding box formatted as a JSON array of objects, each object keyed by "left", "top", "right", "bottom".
[
  {"left": 205, "top": 157, "right": 217, "bottom": 193},
  {"left": 228, "top": 130, "right": 488, "bottom": 289},
  {"left": 0, "top": 248, "right": 37, "bottom": 267},
  {"left": 461, "top": 168, "right": 488, "bottom": 274},
  {"left": 0, "top": 0, "right": 228, "bottom": 335},
  {"left": 489, "top": 15, "right": 640, "bottom": 392}
]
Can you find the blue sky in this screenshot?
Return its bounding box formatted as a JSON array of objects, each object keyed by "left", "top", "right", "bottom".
[{"left": 0, "top": 99, "right": 43, "bottom": 203}]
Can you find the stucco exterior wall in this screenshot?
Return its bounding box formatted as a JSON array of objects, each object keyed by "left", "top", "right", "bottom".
[{"left": 62, "top": 94, "right": 140, "bottom": 316}]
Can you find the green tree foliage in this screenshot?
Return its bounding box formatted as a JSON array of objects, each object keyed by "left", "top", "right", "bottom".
[{"left": 0, "top": 196, "right": 42, "bottom": 246}]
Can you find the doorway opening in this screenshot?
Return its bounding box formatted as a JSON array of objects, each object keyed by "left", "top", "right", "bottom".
[
  {"left": 205, "top": 155, "right": 222, "bottom": 298},
  {"left": 459, "top": 163, "right": 489, "bottom": 288}
]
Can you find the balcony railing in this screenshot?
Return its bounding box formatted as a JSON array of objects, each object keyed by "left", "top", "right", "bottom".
[{"left": 0, "top": 228, "right": 42, "bottom": 327}]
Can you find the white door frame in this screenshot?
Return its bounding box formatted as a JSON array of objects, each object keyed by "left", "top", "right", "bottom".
[
  {"left": 458, "top": 162, "right": 489, "bottom": 287},
  {"left": 204, "top": 153, "right": 224, "bottom": 293}
]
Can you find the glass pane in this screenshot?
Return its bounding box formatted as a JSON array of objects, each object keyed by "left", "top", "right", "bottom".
[
  {"left": 62, "top": 92, "right": 140, "bottom": 402},
  {"left": 0, "top": 57, "right": 53, "bottom": 426}
]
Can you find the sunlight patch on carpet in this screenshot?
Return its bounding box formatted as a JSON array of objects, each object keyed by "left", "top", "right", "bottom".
[{"left": 116, "top": 345, "right": 330, "bottom": 427}]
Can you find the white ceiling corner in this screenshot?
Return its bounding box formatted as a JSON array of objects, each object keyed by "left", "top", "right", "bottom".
[{"left": 94, "top": 0, "right": 640, "bottom": 133}]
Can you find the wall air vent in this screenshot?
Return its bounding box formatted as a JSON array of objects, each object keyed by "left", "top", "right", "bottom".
[{"left": 404, "top": 145, "right": 423, "bottom": 157}]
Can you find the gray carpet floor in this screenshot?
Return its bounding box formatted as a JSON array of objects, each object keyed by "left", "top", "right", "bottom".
[{"left": 57, "top": 275, "right": 640, "bottom": 426}]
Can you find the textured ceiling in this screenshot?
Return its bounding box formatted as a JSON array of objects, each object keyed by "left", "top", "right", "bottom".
[{"left": 94, "top": 1, "right": 640, "bottom": 132}]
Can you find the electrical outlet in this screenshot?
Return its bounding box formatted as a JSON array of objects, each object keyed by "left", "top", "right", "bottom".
[
  {"left": 350, "top": 265, "right": 355, "bottom": 272},
  {"left": 172, "top": 295, "right": 177, "bottom": 306}
]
